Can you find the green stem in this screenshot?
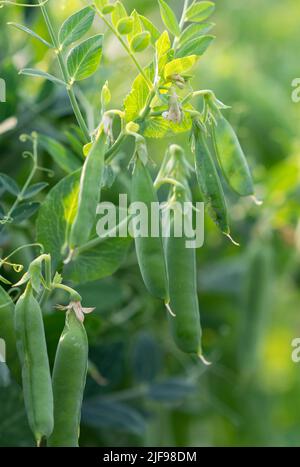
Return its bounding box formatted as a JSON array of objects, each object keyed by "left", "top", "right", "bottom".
[
  {"left": 105, "top": 132, "right": 127, "bottom": 164},
  {"left": 95, "top": 7, "right": 153, "bottom": 90},
  {"left": 52, "top": 283, "right": 81, "bottom": 301},
  {"left": 38, "top": 0, "right": 90, "bottom": 141},
  {"left": 172, "top": 0, "right": 190, "bottom": 50}
]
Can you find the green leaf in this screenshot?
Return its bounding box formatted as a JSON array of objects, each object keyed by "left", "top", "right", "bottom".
[
  {"left": 164, "top": 55, "right": 198, "bottom": 79},
  {"left": 36, "top": 171, "right": 81, "bottom": 268},
  {"left": 148, "top": 378, "right": 196, "bottom": 403},
  {"left": 179, "top": 22, "right": 215, "bottom": 46},
  {"left": 130, "top": 31, "right": 151, "bottom": 53},
  {"left": 185, "top": 1, "right": 215, "bottom": 23},
  {"left": 19, "top": 68, "right": 66, "bottom": 86},
  {"left": 155, "top": 30, "right": 171, "bottom": 74},
  {"left": 176, "top": 35, "right": 215, "bottom": 58},
  {"left": 127, "top": 10, "right": 143, "bottom": 43},
  {"left": 7, "top": 22, "right": 53, "bottom": 48},
  {"left": 38, "top": 134, "right": 82, "bottom": 173},
  {"left": 94, "top": 0, "right": 108, "bottom": 11},
  {"left": 11, "top": 202, "right": 40, "bottom": 224},
  {"left": 82, "top": 399, "right": 146, "bottom": 435},
  {"left": 0, "top": 173, "right": 20, "bottom": 196},
  {"left": 111, "top": 1, "right": 127, "bottom": 28},
  {"left": 139, "top": 15, "right": 161, "bottom": 43},
  {"left": 22, "top": 182, "right": 48, "bottom": 200},
  {"left": 67, "top": 34, "right": 103, "bottom": 81},
  {"left": 58, "top": 6, "right": 95, "bottom": 48},
  {"left": 124, "top": 67, "right": 153, "bottom": 122},
  {"left": 64, "top": 236, "right": 131, "bottom": 284},
  {"left": 143, "top": 109, "right": 192, "bottom": 138},
  {"left": 28, "top": 256, "right": 43, "bottom": 293},
  {"left": 158, "top": 0, "right": 180, "bottom": 37}
]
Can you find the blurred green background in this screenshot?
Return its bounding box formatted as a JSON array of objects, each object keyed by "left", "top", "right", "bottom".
[{"left": 0, "top": 0, "right": 300, "bottom": 447}]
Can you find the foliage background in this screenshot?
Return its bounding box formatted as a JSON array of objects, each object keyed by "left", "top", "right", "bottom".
[{"left": 0, "top": 0, "right": 300, "bottom": 447}]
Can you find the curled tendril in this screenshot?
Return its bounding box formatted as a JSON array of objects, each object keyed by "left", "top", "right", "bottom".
[
  {"left": 0, "top": 0, "right": 49, "bottom": 8},
  {"left": 22, "top": 150, "right": 34, "bottom": 161},
  {"left": 0, "top": 215, "right": 13, "bottom": 225},
  {"left": 0, "top": 259, "right": 24, "bottom": 273},
  {"left": 37, "top": 166, "right": 55, "bottom": 178},
  {"left": 2, "top": 243, "right": 44, "bottom": 263},
  {"left": 19, "top": 133, "right": 32, "bottom": 143}
]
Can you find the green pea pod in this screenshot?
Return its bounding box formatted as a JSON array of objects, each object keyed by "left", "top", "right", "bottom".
[
  {"left": 0, "top": 286, "right": 21, "bottom": 384},
  {"left": 15, "top": 285, "right": 53, "bottom": 443},
  {"left": 166, "top": 203, "right": 202, "bottom": 356},
  {"left": 48, "top": 311, "right": 88, "bottom": 447},
  {"left": 212, "top": 116, "right": 254, "bottom": 197},
  {"left": 131, "top": 158, "right": 169, "bottom": 302},
  {"left": 193, "top": 124, "right": 230, "bottom": 236},
  {"left": 69, "top": 131, "right": 107, "bottom": 249},
  {"left": 238, "top": 242, "right": 272, "bottom": 377}
]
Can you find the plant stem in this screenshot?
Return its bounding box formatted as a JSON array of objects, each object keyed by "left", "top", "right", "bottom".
[
  {"left": 172, "top": 0, "right": 190, "bottom": 50},
  {"left": 95, "top": 7, "right": 153, "bottom": 90},
  {"left": 105, "top": 132, "right": 127, "bottom": 163},
  {"left": 53, "top": 283, "right": 82, "bottom": 301},
  {"left": 38, "top": 0, "right": 90, "bottom": 141}
]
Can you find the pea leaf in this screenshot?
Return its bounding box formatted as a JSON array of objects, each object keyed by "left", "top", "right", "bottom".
[
  {"left": 8, "top": 22, "right": 53, "bottom": 48},
  {"left": 185, "top": 1, "right": 215, "bottom": 23},
  {"left": 124, "top": 66, "right": 153, "bottom": 122},
  {"left": 63, "top": 236, "right": 131, "bottom": 285},
  {"left": 38, "top": 134, "right": 82, "bottom": 173},
  {"left": 164, "top": 55, "right": 198, "bottom": 79},
  {"left": 176, "top": 35, "right": 215, "bottom": 58},
  {"left": 179, "top": 22, "right": 215, "bottom": 46},
  {"left": 82, "top": 399, "right": 146, "bottom": 435},
  {"left": 0, "top": 173, "right": 20, "bottom": 196},
  {"left": 139, "top": 15, "right": 161, "bottom": 43},
  {"left": 143, "top": 110, "right": 192, "bottom": 138},
  {"left": 11, "top": 202, "right": 40, "bottom": 224},
  {"left": 111, "top": 1, "right": 127, "bottom": 28},
  {"left": 19, "top": 68, "right": 66, "bottom": 86},
  {"left": 148, "top": 378, "right": 196, "bottom": 403},
  {"left": 36, "top": 171, "right": 81, "bottom": 268},
  {"left": 22, "top": 182, "right": 48, "bottom": 200},
  {"left": 58, "top": 6, "right": 95, "bottom": 48},
  {"left": 67, "top": 34, "right": 103, "bottom": 82},
  {"left": 158, "top": 0, "right": 180, "bottom": 37},
  {"left": 155, "top": 30, "right": 171, "bottom": 74}
]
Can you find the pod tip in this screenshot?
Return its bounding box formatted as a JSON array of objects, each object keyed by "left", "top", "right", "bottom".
[
  {"left": 198, "top": 354, "right": 212, "bottom": 366},
  {"left": 251, "top": 195, "right": 263, "bottom": 206},
  {"left": 224, "top": 233, "right": 240, "bottom": 247},
  {"left": 165, "top": 302, "right": 176, "bottom": 318}
]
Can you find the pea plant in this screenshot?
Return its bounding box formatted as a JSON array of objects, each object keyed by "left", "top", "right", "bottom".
[{"left": 0, "top": 0, "right": 259, "bottom": 447}]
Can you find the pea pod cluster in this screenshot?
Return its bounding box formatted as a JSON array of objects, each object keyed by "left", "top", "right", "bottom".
[
  {"left": 131, "top": 157, "right": 169, "bottom": 303},
  {"left": 69, "top": 131, "right": 107, "bottom": 250},
  {"left": 48, "top": 310, "right": 88, "bottom": 447},
  {"left": 15, "top": 285, "right": 54, "bottom": 444}
]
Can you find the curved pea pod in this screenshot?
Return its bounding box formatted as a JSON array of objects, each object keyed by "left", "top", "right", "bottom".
[
  {"left": 131, "top": 158, "right": 169, "bottom": 302},
  {"left": 69, "top": 131, "right": 108, "bottom": 250},
  {"left": 238, "top": 242, "right": 272, "bottom": 377},
  {"left": 48, "top": 311, "right": 88, "bottom": 447},
  {"left": 15, "top": 286, "right": 53, "bottom": 443},
  {"left": 212, "top": 116, "right": 254, "bottom": 197},
  {"left": 0, "top": 286, "right": 21, "bottom": 384},
  {"left": 166, "top": 206, "right": 202, "bottom": 356},
  {"left": 193, "top": 124, "right": 230, "bottom": 236}
]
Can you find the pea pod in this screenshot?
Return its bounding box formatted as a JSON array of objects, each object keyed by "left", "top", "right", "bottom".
[
  {"left": 0, "top": 285, "right": 21, "bottom": 384},
  {"left": 212, "top": 116, "right": 254, "bottom": 197},
  {"left": 193, "top": 123, "right": 230, "bottom": 236},
  {"left": 131, "top": 157, "right": 169, "bottom": 302},
  {"left": 15, "top": 285, "right": 53, "bottom": 443},
  {"left": 48, "top": 310, "right": 88, "bottom": 447},
  {"left": 69, "top": 131, "right": 107, "bottom": 249},
  {"left": 166, "top": 195, "right": 202, "bottom": 356}
]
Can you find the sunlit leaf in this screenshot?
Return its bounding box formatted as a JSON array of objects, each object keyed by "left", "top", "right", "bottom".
[
  {"left": 185, "top": 1, "right": 215, "bottom": 23},
  {"left": 176, "top": 35, "right": 215, "bottom": 58},
  {"left": 164, "top": 55, "right": 198, "bottom": 79},
  {"left": 67, "top": 34, "right": 103, "bottom": 81},
  {"left": 19, "top": 68, "right": 66, "bottom": 86},
  {"left": 59, "top": 6, "right": 95, "bottom": 48},
  {"left": 8, "top": 22, "right": 53, "bottom": 48},
  {"left": 179, "top": 22, "right": 215, "bottom": 47},
  {"left": 111, "top": 1, "right": 127, "bottom": 28},
  {"left": 158, "top": 0, "right": 180, "bottom": 37},
  {"left": 127, "top": 10, "right": 143, "bottom": 43},
  {"left": 139, "top": 15, "right": 161, "bottom": 43}
]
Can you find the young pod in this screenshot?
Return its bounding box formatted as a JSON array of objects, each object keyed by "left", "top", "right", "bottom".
[
  {"left": 69, "top": 131, "right": 107, "bottom": 250},
  {"left": 15, "top": 285, "right": 53, "bottom": 443},
  {"left": 48, "top": 310, "right": 88, "bottom": 447},
  {"left": 131, "top": 158, "right": 169, "bottom": 302},
  {"left": 166, "top": 198, "right": 202, "bottom": 355},
  {"left": 212, "top": 116, "right": 254, "bottom": 197},
  {"left": 193, "top": 124, "right": 230, "bottom": 236},
  {"left": 0, "top": 286, "right": 21, "bottom": 384}
]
